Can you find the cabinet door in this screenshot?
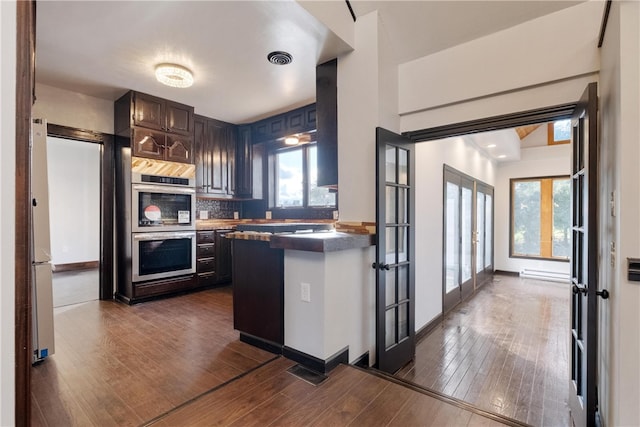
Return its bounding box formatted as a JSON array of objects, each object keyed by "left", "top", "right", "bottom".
[
  {"left": 132, "top": 128, "right": 165, "bottom": 160},
  {"left": 207, "top": 121, "right": 227, "bottom": 194},
  {"left": 235, "top": 126, "right": 252, "bottom": 197},
  {"left": 226, "top": 127, "right": 236, "bottom": 196},
  {"left": 194, "top": 116, "right": 209, "bottom": 192},
  {"left": 165, "top": 134, "right": 192, "bottom": 164},
  {"left": 166, "top": 100, "right": 193, "bottom": 135},
  {"left": 215, "top": 231, "right": 233, "bottom": 283},
  {"left": 133, "top": 93, "right": 165, "bottom": 131}
]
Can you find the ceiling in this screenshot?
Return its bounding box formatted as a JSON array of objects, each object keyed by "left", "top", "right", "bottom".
[{"left": 35, "top": 1, "right": 583, "bottom": 125}]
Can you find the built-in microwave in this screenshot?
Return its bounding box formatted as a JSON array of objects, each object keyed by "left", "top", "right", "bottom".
[
  {"left": 131, "top": 181, "right": 196, "bottom": 232},
  {"left": 132, "top": 231, "right": 196, "bottom": 282}
]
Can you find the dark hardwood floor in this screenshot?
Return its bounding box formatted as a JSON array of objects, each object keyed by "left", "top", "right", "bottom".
[
  {"left": 397, "top": 274, "right": 570, "bottom": 426},
  {"left": 31, "top": 286, "right": 276, "bottom": 426},
  {"left": 31, "top": 283, "right": 513, "bottom": 426}
]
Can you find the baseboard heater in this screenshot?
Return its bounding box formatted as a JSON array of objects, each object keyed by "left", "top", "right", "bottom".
[{"left": 519, "top": 268, "right": 570, "bottom": 283}]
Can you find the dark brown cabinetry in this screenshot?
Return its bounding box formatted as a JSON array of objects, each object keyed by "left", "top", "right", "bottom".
[
  {"left": 251, "top": 104, "right": 316, "bottom": 144},
  {"left": 194, "top": 115, "right": 236, "bottom": 196},
  {"left": 232, "top": 239, "right": 284, "bottom": 348},
  {"left": 316, "top": 59, "right": 338, "bottom": 187},
  {"left": 196, "top": 229, "right": 233, "bottom": 286},
  {"left": 115, "top": 90, "right": 194, "bottom": 164},
  {"left": 235, "top": 126, "right": 253, "bottom": 197}
]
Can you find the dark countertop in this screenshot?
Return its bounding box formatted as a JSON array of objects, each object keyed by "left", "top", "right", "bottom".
[{"left": 268, "top": 231, "right": 374, "bottom": 252}]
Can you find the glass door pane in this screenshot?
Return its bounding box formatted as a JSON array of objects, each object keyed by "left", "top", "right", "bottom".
[
  {"left": 445, "top": 182, "right": 460, "bottom": 294},
  {"left": 461, "top": 187, "right": 472, "bottom": 283},
  {"left": 476, "top": 193, "right": 485, "bottom": 274},
  {"left": 485, "top": 194, "right": 492, "bottom": 268}
]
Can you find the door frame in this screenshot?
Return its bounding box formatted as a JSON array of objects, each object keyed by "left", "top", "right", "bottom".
[
  {"left": 442, "top": 165, "right": 494, "bottom": 313},
  {"left": 46, "top": 124, "right": 115, "bottom": 301}
]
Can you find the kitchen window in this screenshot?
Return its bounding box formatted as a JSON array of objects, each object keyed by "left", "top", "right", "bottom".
[
  {"left": 272, "top": 143, "right": 336, "bottom": 209},
  {"left": 510, "top": 176, "right": 570, "bottom": 260}
]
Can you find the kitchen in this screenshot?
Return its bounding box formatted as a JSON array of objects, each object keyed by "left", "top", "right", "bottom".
[{"left": 29, "top": 2, "right": 377, "bottom": 422}]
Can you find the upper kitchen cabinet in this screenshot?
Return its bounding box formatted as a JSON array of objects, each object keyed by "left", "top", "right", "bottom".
[
  {"left": 316, "top": 59, "right": 338, "bottom": 188},
  {"left": 251, "top": 104, "right": 316, "bottom": 144},
  {"left": 235, "top": 125, "right": 253, "bottom": 198},
  {"left": 115, "top": 90, "right": 195, "bottom": 164},
  {"left": 194, "top": 114, "right": 236, "bottom": 197}
]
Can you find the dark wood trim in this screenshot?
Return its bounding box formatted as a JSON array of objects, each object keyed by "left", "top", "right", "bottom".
[
  {"left": 598, "top": 0, "right": 613, "bottom": 48},
  {"left": 283, "top": 345, "right": 349, "bottom": 374},
  {"left": 493, "top": 270, "right": 519, "bottom": 277},
  {"left": 351, "top": 351, "right": 369, "bottom": 368},
  {"left": 52, "top": 261, "right": 99, "bottom": 273},
  {"left": 415, "top": 314, "right": 443, "bottom": 343},
  {"left": 239, "top": 333, "right": 283, "bottom": 355},
  {"left": 354, "top": 365, "right": 529, "bottom": 427},
  {"left": 15, "top": 1, "right": 36, "bottom": 424},
  {"left": 403, "top": 103, "right": 576, "bottom": 142},
  {"left": 345, "top": 1, "right": 356, "bottom": 22},
  {"left": 47, "top": 123, "right": 106, "bottom": 143},
  {"left": 45, "top": 123, "right": 115, "bottom": 301}
]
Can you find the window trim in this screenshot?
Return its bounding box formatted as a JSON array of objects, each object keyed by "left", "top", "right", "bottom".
[{"left": 509, "top": 175, "right": 571, "bottom": 262}]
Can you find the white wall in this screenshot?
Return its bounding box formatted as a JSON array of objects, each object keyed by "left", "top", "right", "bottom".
[
  {"left": 47, "top": 136, "right": 100, "bottom": 265},
  {"left": 415, "top": 137, "right": 495, "bottom": 329},
  {"left": 494, "top": 144, "right": 571, "bottom": 275},
  {"left": 284, "top": 247, "right": 375, "bottom": 363},
  {"left": 33, "top": 83, "right": 114, "bottom": 134},
  {"left": 399, "top": 1, "right": 601, "bottom": 132},
  {"left": 0, "top": 1, "right": 16, "bottom": 424},
  {"left": 398, "top": 1, "right": 601, "bottom": 118},
  {"left": 599, "top": 1, "right": 640, "bottom": 425}
]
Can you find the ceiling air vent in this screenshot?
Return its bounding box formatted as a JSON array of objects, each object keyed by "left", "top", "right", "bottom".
[{"left": 267, "top": 51, "right": 293, "bottom": 65}]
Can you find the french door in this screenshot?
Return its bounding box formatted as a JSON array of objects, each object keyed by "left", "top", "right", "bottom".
[
  {"left": 475, "top": 182, "right": 494, "bottom": 287},
  {"left": 443, "top": 166, "right": 493, "bottom": 313},
  {"left": 374, "top": 127, "right": 416, "bottom": 374},
  {"left": 569, "top": 82, "right": 606, "bottom": 427}
]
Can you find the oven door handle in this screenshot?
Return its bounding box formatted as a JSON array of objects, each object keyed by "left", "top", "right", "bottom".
[
  {"left": 132, "top": 184, "right": 195, "bottom": 195},
  {"left": 133, "top": 232, "right": 195, "bottom": 241}
]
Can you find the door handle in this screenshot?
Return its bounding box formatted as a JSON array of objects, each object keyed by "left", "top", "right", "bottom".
[
  {"left": 572, "top": 284, "right": 588, "bottom": 295},
  {"left": 371, "top": 263, "right": 391, "bottom": 270},
  {"left": 596, "top": 289, "right": 610, "bottom": 299}
]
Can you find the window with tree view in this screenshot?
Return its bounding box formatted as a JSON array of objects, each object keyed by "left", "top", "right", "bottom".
[
  {"left": 510, "top": 176, "right": 570, "bottom": 260},
  {"left": 275, "top": 144, "right": 336, "bottom": 208}
]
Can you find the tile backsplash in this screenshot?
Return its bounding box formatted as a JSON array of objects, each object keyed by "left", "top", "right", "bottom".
[{"left": 196, "top": 199, "right": 242, "bottom": 219}]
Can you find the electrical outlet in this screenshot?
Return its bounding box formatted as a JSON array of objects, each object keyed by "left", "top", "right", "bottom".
[
  {"left": 300, "top": 282, "right": 311, "bottom": 302},
  {"left": 265, "top": 211, "right": 272, "bottom": 219},
  {"left": 233, "top": 211, "right": 239, "bottom": 220}
]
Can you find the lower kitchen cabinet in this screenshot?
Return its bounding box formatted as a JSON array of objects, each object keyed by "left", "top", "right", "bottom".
[
  {"left": 232, "top": 239, "right": 284, "bottom": 348},
  {"left": 196, "top": 229, "right": 233, "bottom": 286}
]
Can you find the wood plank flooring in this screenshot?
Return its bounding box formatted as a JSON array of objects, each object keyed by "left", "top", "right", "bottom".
[
  {"left": 31, "top": 283, "right": 513, "bottom": 426},
  {"left": 397, "top": 275, "right": 570, "bottom": 426},
  {"left": 149, "top": 357, "right": 509, "bottom": 427},
  {"left": 31, "top": 286, "right": 276, "bottom": 426}
]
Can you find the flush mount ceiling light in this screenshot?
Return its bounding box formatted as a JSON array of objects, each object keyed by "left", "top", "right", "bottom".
[
  {"left": 155, "top": 63, "right": 194, "bottom": 88},
  {"left": 267, "top": 51, "right": 293, "bottom": 65}
]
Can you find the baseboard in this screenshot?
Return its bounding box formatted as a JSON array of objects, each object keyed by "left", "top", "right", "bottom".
[
  {"left": 239, "top": 333, "right": 283, "bottom": 355},
  {"left": 416, "top": 314, "right": 443, "bottom": 342},
  {"left": 283, "top": 346, "right": 349, "bottom": 374},
  {"left": 493, "top": 270, "right": 519, "bottom": 277},
  {"left": 53, "top": 260, "right": 99, "bottom": 273},
  {"left": 352, "top": 351, "right": 369, "bottom": 368}
]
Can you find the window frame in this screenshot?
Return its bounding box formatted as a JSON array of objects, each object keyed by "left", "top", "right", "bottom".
[
  {"left": 547, "top": 119, "right": 571, "bottom": 145},
  {"left": 269, "top": 142, "right": 337, "bottom": 213},
  {"left": 509, "top": 175, "right": 571, "bottom": 262}
]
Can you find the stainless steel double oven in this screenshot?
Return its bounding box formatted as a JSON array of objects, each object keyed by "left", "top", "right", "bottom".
[{"left": 131, "top": 172, "right": 196, "bottom": 282}]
